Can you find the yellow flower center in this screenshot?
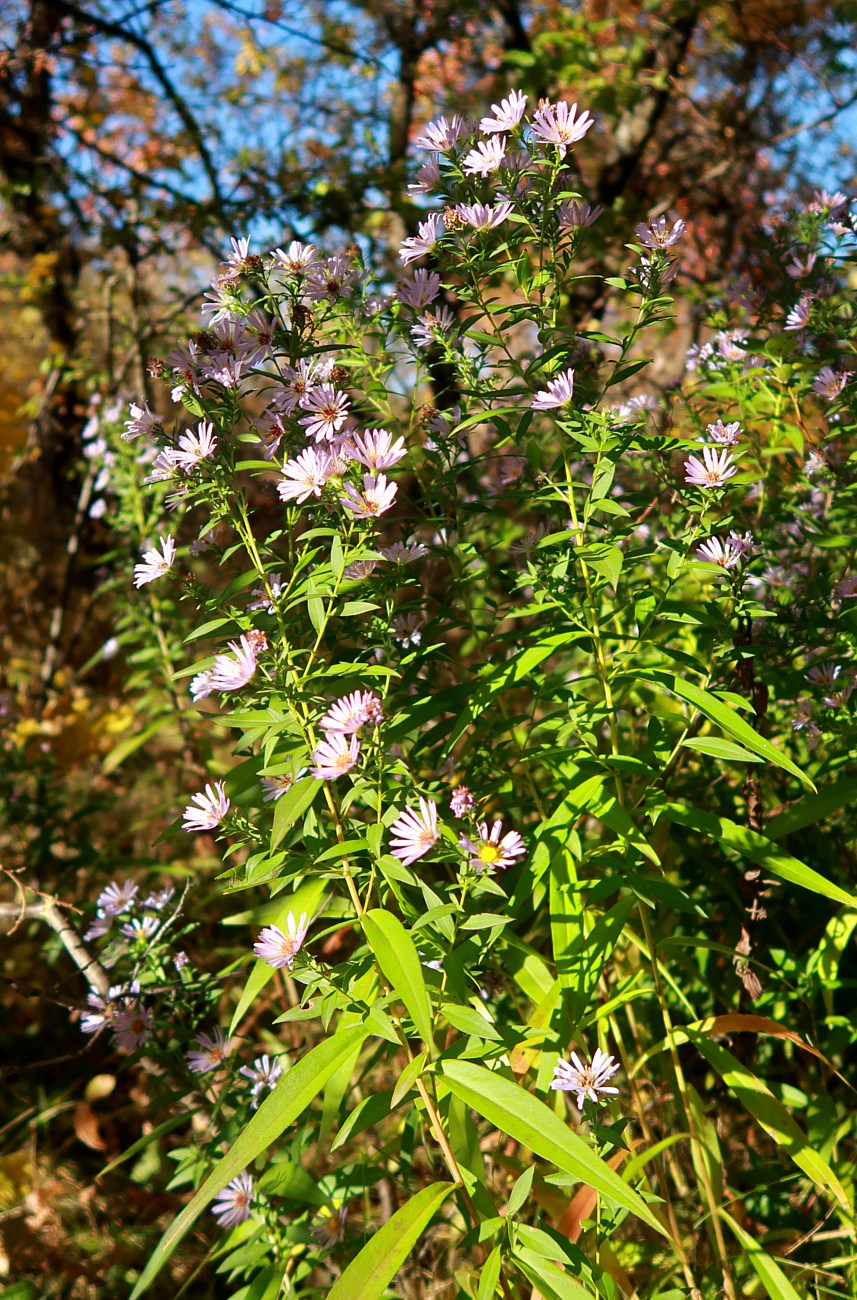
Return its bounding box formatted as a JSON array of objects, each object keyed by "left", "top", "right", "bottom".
[{"left": 478, "top": 843, "right": 500, "bottom": 865}]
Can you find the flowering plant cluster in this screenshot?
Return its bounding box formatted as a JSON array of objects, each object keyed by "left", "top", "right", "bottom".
[{"left": 18, "top": 93, "right": 857, "bottom": 1297}]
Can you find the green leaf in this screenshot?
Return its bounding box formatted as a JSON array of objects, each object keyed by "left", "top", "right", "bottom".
[
  {"left": 363, "top": 909, "right": 435, "bottom": 1051},
  {"left": 513, "top": 1247, "right": 596, "bottom": 1299},
  {"left": 392, "top": 1050, "right": 427, "bottom": 1107},
  {"left": 441, "top": 1002, "right": 502, "bottom": 1041},
  {"left": 476, "top": 1245, "right": 503, "bottom": 1300},
  {"left": 766, "top": 777, "right": 857, "bottom": 840},
  {"left": 719, "top": 1209, "right": 803, "bottom": 1300},
  {"left": 680, "top": 736, "right": 764, "bottom": 764},
  {"left": 129, "top": 1025, "right": 368, "bottom": 1297},
  {"left": 639, "top": 672, "right": 812, "bottom": 789},
  {"left": 662, "top": 802, "right": 857, "bottom": 908},
  {"left": 687, "top": 1031, "right": 852, "bottom": 1212},
  {"left": 327, "top": 1182, "right": 454, "bottom": 1300},
  {"left": 271, "top": 777, "right": 322, "bottom": 850},
  {"left": 508, "top": 1165, "right": 535, "bottom": 1216},
  {"left": 331, "top": 1090, "right": 394, "bottom": 1153},
  {"left": 439, "top": 1061, "right": 668, "bottom": 1237}
]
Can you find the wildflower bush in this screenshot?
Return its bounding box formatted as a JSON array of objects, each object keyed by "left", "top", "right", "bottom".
[{"left": 8, "top": 91, "right": 857, "bottom": 1297}]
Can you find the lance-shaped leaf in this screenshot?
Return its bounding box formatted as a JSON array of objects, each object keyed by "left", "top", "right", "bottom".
[
  {"left": 327, "top": 1182, "right": 454, "bottom": 1300},
  {"left": 662, "top": 802, "right": 857, "bottom": 908},
  {"left": 363, "top": 908, "right": 435, "bottom": 1051},
  {"left": 687, "top": 1031, "right": 852, "bottom": 1213},
  {"left": 720, "top": 1209, "right": 804, "bottom": 1299},
  {"left": 129, "top": 1024, "right": 368, "bottom": 1297},
  {"left": 439, "top": 1061, "right": 668, "bottom": 1237}
]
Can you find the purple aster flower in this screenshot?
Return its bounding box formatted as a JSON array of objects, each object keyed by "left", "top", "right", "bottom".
[
  {"left": 530, "top": 99, "right": 593, "bottom": 156},
  {"left": 696, "top": 536, "right": 744, "bottom": 569},
  {"left": 211, "top": 1172, "right": 254, "bottom": 1228},
  {"left": 396, "top": 270, "right": 441, "bottom": 310},
  {"left": 705, "top": 420, "right": 742, "bottom": 446},
  {"left": 389, "top": 798, "right": 439, "bottom": 866},
  {"left": 174, "top": 421, "right": 217, "bottom": 472},
  {"left": 683, "top": 447, "right": 737, "bottom": 488},
  {"left": 479, "top": 90, "right": 527, "bottom": 133},
  {"left": 351, "top": 429, "right": 407, "bottom": 471},
  {"left": 310, "top": 734, "right": 360, "bottom": 780},
  {"left": 182, "top": 781, "right": 230, "bottom": 832},
  {"left": 458, "top": 820, "right": 525, "bottom": 872},
  {"left": 531, "top": 368, "right": 575, "bottom": 411},
  {"left": 186, "top": 1027, "right": 233, "bottom": 1074},
  {"left": 399, "top": 214, "right": 444, "bottom": 265},
  {"left": 133, "top": 537, "right": 176, "bottom": 588},
  {"left": 299, "top": 385, "right": 351, "bottom": 443},
  {"left": 462, "top": 136, "right": 507, "bottom": 176},
  {"left": 319, "top": 690, "right": 383, "bottom": 735},
  {"left": 550, "top": 1047, "right": 621, "bottom": 1109},
  {"left": 413, "top": 114, "right": 465, "bottom": 152},
  {"left": 112, "top": 1002, "right": 154, "bottom": 1053},
  {"left": 207, "top": 635, "right": 258, "bottom": 693},
  {"left": 239, "top": 1054, "right": 284, "bottom": 1108},
  {"left": 340, "top": 473, "right": 398, "bottom": 519},
  {"left": 454, "top": 201, "right": 514, "bottom": 230},
  {"left": 253, "top": 912, "right": 309, "bottom": 969}
]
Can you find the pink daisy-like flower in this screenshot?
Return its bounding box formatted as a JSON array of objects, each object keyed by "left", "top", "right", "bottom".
[
  {"left": 261, "top": 774, "right": 296, "bottom": 801},
  {"left": 785, "top": 296, "right": 812, "bottom": 331},
  {"left": 462, "top": 136, "right": 507, "bottom": 177},
  {"left": 550, "top": 1047, "right": 621, "bottom": 1109},
  {"left": 120, "top": 915, "right": 159, "bottom": 943},
  {"left": 806, "top": 661, "right": 841, "bottom": 688},
  {"left": 454, "top": 201, "right": 514, "bottom": 230},
  {"left": 389, "top": 797, "right": 439, "bottom": 866},
  {"left": 379, "top": 540, "right": 427, "bottom": 564},
  {"left": 530, "top": 100, "right": 594, "bottom": 157},
  {"left": 705, "top": 419, "right": 742, "bottom": 446},
  {"left": 635, "top": 216, "right": 686, "bottom": 248},
  {"left": 239, "top": 1054, "right": 284, "bottom": 1108},
  {"left": 186, "top": 1026, "right": 233, "bottom": 1074},
  {"left": 174, "top": 421, "right": 217, "bottom": 471},
  {"left": 459, "top": 820, "right": 525, "bottom": 872},
  {"left": 133, "top": 536, "right": 176, "bottom": 588},
  {"left": 320, "top": 690, "right": 383, "bottom": 734},
  {"left": 253, "top": 911, "right": 309, "bottom": 969},
  {"left": 411, "top": 306, "right": 456, "bottom": 348},
  {"left": 340, "top": 473, "right": 398, "bottom": 520},
  {"left": 696, "top": 536, "right": 744, "bottom": 569},
  {"left": 96, "top": 880, "right": 139, "bottom": 918},
  {"left": 449, "top": 786, "right": 475, "bottom": 818},
  {"left": 211, "top": 1172, "right": 254, "bottom": 1229},
  {"left": 112, "top": 1002, "right": 154, "bottom": 1053},
  {"left": 397, "top": 270, "right": 441, "bottom": 310},
  {"left": 558, "top": 200, "right": 602, "bottom": 229},
  {"left": 311, "top": 733, "right": 360, "bottom": 780},
  {"left": 304, "top": 254, "right": 359, "bottom": 303},
  {"left": 408, "top": 157, "right": 442, "bottom": 195},
  {"left": 182, "top": 781, "right": 230, "bottom": 832},
  {"left": 271, "top": 240, "right": 317, "bottom": 274},
  {"left": 683, "top": 447, "right": 737, "bottom": 488},
  {"left": 399, "top": 214, "right": 444, "bottom": 265},
  {"left": 79, "top": 981, "right": 139, "bottom": 1034},
  {"left": 299, "top": 384, "right": 351, "bottom": 443},
  {"left": 190, "top": 669, "right": 215, "bottom": 702},
  {"left": 531, "top": 368, "right": 575, "bottom": 410},
  {"left": 207, "top": 635, "right": 258, "bottom": 693},
  {"left": 278, "top": 447, "right": 332, "bottom": 504},
  {"left": 124, "top": 399, "right": 160, "bottom": 441},
  {"left": 413, "top": 114, "right": 465, "bottom": 152},
  {"left": 813, "top": 367, "right": 848, "bottom": 400},
  {"left": 276, "top": 359, "right": 319, "bottom": 415},
  {"left": 479, "top": 90, "right": 527, "bottom": 133},
  {"left": 351, "top": 429, "right": 407, "bottom": 471}
]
